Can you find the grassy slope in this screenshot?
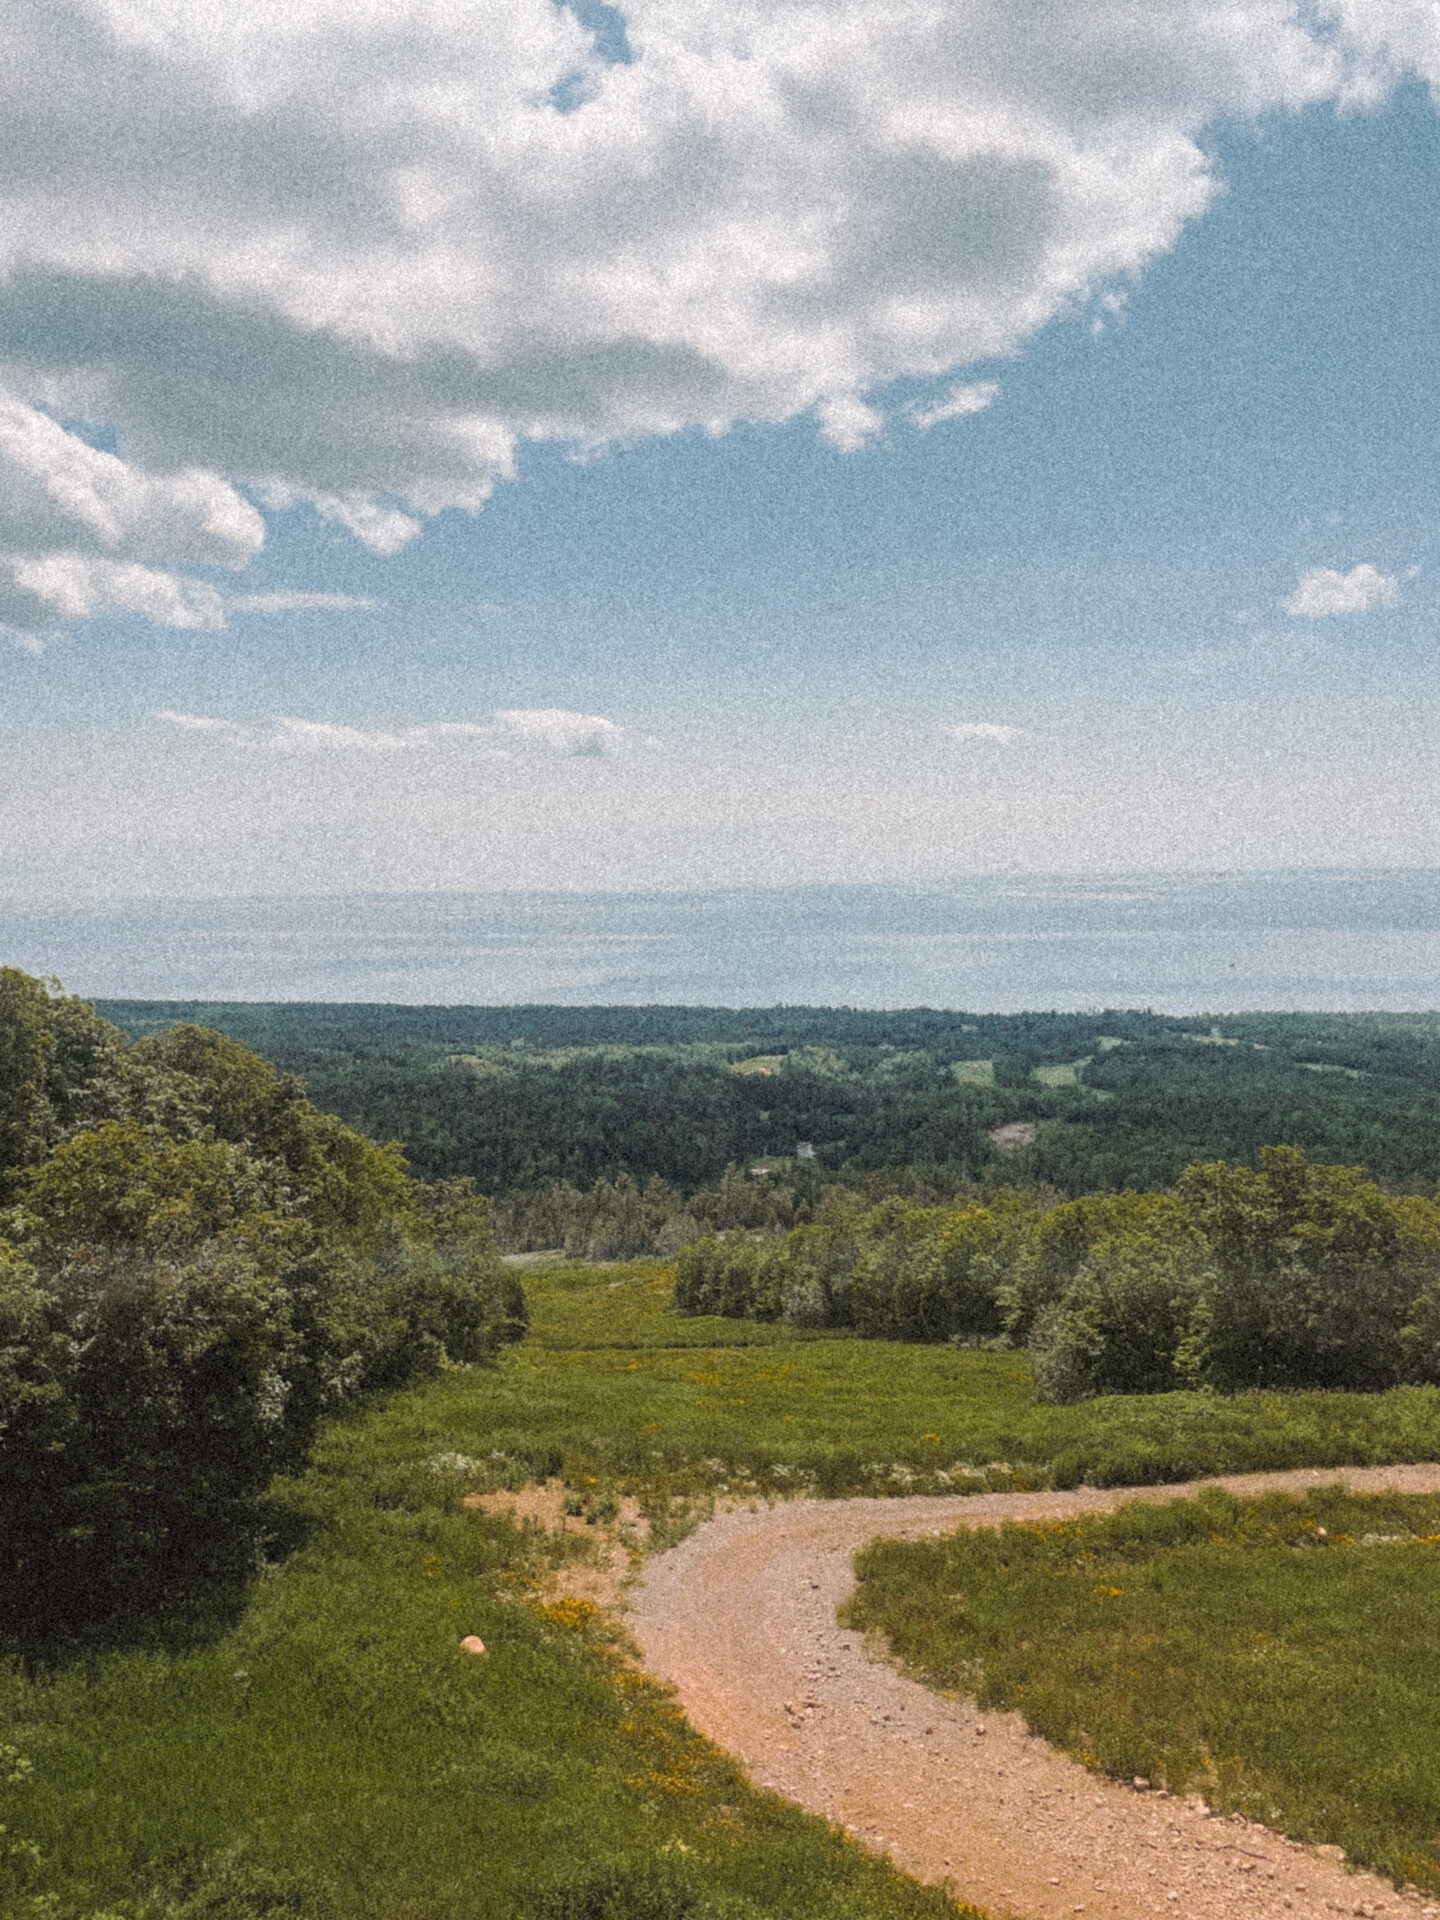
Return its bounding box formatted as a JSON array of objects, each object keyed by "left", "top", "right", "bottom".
[
  {"left": 0, "top": 1317, "right": 973, "bottom": 1920},
  {"left": 6, "top": 1261, "right": 1440, "bottom": 1919},
  {"left": 479, "top": 1262, "right": 1440, "bottom": 1503},
  {"left": 846, "top": 1487, "right": 1440, "bottom": 1893}
]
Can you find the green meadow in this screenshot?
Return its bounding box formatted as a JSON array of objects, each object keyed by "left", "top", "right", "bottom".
[
  {"left": 0, "top": 1269, "right": 978, "bottom": 1920},
  {"left": 846, "top": 1487, "right": 1440, "bottom": 1892},
  {"left": 5, "top": 1260, "right": 1440, "bottom": 1920},
  {"left": 474, "top": 1261, "right": 1440, "bottom": 1504}
]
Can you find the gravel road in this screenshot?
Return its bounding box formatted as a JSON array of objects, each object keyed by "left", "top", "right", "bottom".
[{"left": 631, "top": 1465, "right": 1440, "bottom": 1920}]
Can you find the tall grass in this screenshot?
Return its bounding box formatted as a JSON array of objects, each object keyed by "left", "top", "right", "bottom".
[
  {"left": 0, "top": 1404, "right": 976, "bottom": 1920},
  {"left": 6, "top": 1258, "right": 1440, "bottom": 1919},
  {"left": 846, "top": 1487, "right": 1440, "bottom": 1892},
  {"left": 446, "top": 1260, "right": 1440, "bottom": 1506}
]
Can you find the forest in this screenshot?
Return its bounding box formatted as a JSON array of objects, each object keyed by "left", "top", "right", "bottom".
[{"left": 101, "top": 998, "right": 1440, "bottom": 1200}]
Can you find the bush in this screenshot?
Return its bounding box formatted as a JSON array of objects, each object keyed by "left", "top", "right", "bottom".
[
  {"left": 0, "top": 975, "right": 524, "bottom": 1631},
  {"left": 673, "top": 1238, "right": 778, "bottom": 1320},
  {"left": 1177, "top": 1146, "right": 1440, "bottom": 1391},
  {"left": 1027, "top": 1225, "right": 1214, "bottom": 1402}
]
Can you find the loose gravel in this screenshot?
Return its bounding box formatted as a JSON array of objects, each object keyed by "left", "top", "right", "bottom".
[{"left": 631, "top": 1465, "right": 1440, "bottom": 1920}]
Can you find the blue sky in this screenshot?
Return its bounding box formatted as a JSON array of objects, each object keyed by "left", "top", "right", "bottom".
[{"left": 2, "top": 2, "right": 1439, "bottom": 897}]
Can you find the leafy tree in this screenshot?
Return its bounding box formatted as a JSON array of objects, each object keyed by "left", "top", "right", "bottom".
[
  {"left": 0, "top": 975, "right": 523, "bottom": 1631},
  {"left": 1177, "top": 1145, "right": 1440, "bottom": 1391}
]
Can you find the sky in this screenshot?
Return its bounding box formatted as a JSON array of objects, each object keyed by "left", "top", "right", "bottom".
[{"left": 3, "top": 0, "right": 1440, "bottom": 899}]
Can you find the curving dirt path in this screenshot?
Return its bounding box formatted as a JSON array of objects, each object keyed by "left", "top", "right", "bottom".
[{"left": 630, "top": 1466, "right": 1440, "bottom": 1920}]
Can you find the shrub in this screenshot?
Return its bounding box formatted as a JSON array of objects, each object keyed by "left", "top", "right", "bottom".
[
  {"left": 0, "top": 975, "right": 524, "bottom": 1630},
  {"left": 1178, "top": 1146, "right": 1440, "bottom": 1391},
  {"left": 1027, "top": 1225, "right": 1215, "bottom": 1402}
]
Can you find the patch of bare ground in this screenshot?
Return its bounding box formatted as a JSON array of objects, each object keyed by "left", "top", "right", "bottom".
[
  {"left": 989, "top": 1121, "right": 1038, "bottom": 1152},
  {"left": 630, "top": 1466, "right": 1440, "bottom": 1920},
  {"left": 465, "top": 1484, "right": 652, "bottom": 1608}
]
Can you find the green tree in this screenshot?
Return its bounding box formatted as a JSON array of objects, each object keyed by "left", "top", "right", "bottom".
[{"left": 1177, "top": 1145, "right": 1440, "bottom": 1390}]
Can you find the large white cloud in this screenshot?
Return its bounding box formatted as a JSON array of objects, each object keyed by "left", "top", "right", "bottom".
[
  {"left": 1, "top": 0, "right": 1435, "bottom": 637},
  {"left": 0, "top": 392, "right": 261, "bottom": 634}
]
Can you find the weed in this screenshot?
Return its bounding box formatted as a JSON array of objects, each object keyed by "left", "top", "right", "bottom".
[{"left": 847, "top": 1487, "right": 1440, "bottom": 1892}]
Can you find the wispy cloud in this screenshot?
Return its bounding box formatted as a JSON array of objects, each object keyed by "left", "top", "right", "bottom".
[
  {"left": 945, "top": 722, "right": 1027, "bottom": 744},
  {"left": 227, "top": 591, "right": 379, "bottom": 615},
  {"left": 1282, "top": 563, "right": 1400, "bottom": 618},
  {"left": 495, "top": 709, "right": 626, "bottom": 756},
  {"left": 156, "top": 707, "right": 627, "bottom": 756},
  {"left": 906, "top": 382, "right": 999, "bottom": 431},
  {"left": 156, "top": 711, "right": 495, "bottom": 752},
  {"left": 155, "top": 709, "right": 248, "bottom": 736}
]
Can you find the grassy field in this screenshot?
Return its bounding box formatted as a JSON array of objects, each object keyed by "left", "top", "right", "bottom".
[
  {"left": 1029, "top": 1060, "right": 1085, "bottom": 1088},
  {"left": 846, "top": 1487, "right": 1440, "bottom": 1892},
  {"left": 0, "top": 1309, "right": 976, "bottom": 1920},
  {"left": 6, "top": 1260, "right": 1440, "bottom": 1920},
  {"left": 950, "top": 1060, "right": 994, "bottom": 1087},
  {"left": 478, "top": 1261, "right": 1440, "bottom": 1505}
]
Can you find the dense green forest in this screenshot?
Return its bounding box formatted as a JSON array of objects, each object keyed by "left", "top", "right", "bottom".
[{"left": 102, "top": 1000, "right": 1440, "bottom": 1200}]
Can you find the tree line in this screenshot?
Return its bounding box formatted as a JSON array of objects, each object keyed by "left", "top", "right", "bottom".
[
  {"left": 675, "top": 1146, "right": 1440, "bottom": 1401},
  {"left": 0, "top": 970, "right": 524, "bottom": 1634}
]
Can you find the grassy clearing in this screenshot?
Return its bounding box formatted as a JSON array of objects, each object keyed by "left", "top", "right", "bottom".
[
  {"left": 0, "top": 1397, "right": 976, "bottom": 1920},
  {"left": 1030, "top": 1060, "right": 1086, "bottom": 1088},
  {"left": 846, "top": 1487, "right": 1440, "bottom": 1892},
  {"left": 476, "top": 1262, "right": 1440, "bottom": 1506},
  {"left": 6, "top": 1261, "right": 1440, "bottom": 1920},
  {"left": 950, "top": 1061, "right": 994, "bottom": 1088}
]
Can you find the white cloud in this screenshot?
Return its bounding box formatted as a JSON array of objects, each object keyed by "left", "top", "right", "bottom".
[
  {"left": 0, "top": 393, "right": 260, "bottom": 639},
  {"left": 816, "top": 396, "right": 885, "bottom": 454},
  {"left": 2, "top": 553, "right": 225, "bottom": 632},
  {"left": 946, "top": 721, "right": 1028, "bottom": 743},
  {"left": 269, "top": 717, "right": 417, "bottom": 752},
  {"left": 496, "top": 708, "right": 625, "bottom": 755},
  {"left": 156, "top": 711, "right": 497, "bottom": 751},
  {"left": 906, "top": 382, "right": 999, "bottom": 431},
  {"left": 1282, "top": 562, "right": 1401, "bottom": 618},
  {"left": 155, "top": 708, "right": 247, "bottom": 735},
  {"left": 155, "top": 707, "right": 624, "bottom": 754},
  {"left": 227, "top": 590, "right": 378, "bottom": 614},
  {"left": 0, "top": 2, "right": 1433, "bottom": 633}
]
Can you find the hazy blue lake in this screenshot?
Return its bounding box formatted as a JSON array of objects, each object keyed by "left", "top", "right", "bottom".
[{"left": 5, "top": 870, "right": 1439, "bottom": 1010}]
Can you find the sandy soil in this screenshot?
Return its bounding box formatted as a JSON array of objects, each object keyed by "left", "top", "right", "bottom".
[
  {"left": 630, "top": 1465, "right": 1440, "bottom": 1920},
  {"left": 465, "top": 1484, "right": 651, "bottom": 1607}
]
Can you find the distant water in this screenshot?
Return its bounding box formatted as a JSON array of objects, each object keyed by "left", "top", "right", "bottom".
[{"left": 4, "top": 870, "right": 1440, "bottom": 1010}]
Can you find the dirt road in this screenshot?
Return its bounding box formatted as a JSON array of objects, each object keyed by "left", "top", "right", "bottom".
[{"left": 631, "top": 1465, "right": 1440, "bottom": 1920}]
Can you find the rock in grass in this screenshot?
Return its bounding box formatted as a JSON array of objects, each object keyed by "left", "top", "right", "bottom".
[{"left": 460, "top": 1636, "right": 488, "bottom": 1656}]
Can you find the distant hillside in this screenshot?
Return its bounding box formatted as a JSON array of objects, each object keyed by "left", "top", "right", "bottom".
[{"left": 98, "top": 1002, "right": 1440, "bottom": 1196}]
